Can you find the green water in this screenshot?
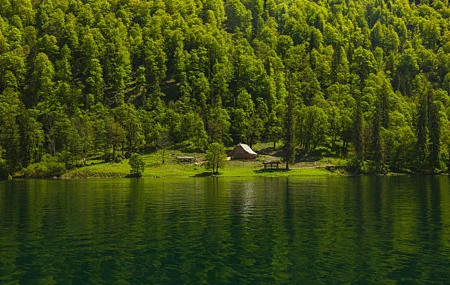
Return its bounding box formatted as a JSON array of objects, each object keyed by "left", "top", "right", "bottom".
[{"left": 1, "top": 177, "right": 450, "bottom": 284}]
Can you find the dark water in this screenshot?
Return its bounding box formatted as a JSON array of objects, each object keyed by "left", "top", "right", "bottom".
[{"left": 1, "top": 177, "right": 450, "bottom": 284}]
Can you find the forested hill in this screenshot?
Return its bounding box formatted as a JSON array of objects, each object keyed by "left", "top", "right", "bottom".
[{"left": 0, "top": 0, "right": 450, "bottom": 176}]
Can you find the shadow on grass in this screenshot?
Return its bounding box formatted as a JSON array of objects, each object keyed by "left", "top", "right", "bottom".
[
  {"left": 254, "top": 169, "right": 290, "bottom": 174},
  {"left": 125, "top": 173, "right": 142, "bottom": 178},
  {"left": 193, "top": 172, "right": 215, "bottom": 177}
]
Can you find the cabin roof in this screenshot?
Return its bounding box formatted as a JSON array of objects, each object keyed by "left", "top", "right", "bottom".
[{"left": 237, "top": 143, "right": 257, "bottom": 155}]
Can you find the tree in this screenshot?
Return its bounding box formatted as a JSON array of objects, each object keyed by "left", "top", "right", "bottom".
[
  {"left": 207, "top": 104, "right": 231, "bottom": 144},
  {"left": 18, "top": 112, "right": 44, "bottom": 167},
  {"left": 155, "top": 124, "right": 172, "bottom": 164},
  {"left": 414, "top": 74, "right": 431, "bottom": 171},
  {"left": 267, "top": 109, "right": 283, "bottom": 149},
  {"left": 0, "top": 148, "right": 8, "bottom": 179},
  {"left": 115, "top": 104, "right": 145, "bottom": 154},
  {"left": 105, "top": 116, "right": 126, "bottom": 161},
  {"left": 282, "top": 68, "right": 302, "bottom": 170},
  {"left": 396, "top": 47, "right": 419, "bottom": 96},
  {"left": 231, "top": 89, "right": 254, "bottom": 143},
  {"left": 0, "top": 0, "right": 449, "bottom": 176},
  {"left": 30, "top": 52, "right": 55, "bottom": 106},
  {"left": 205, "top": 142, "right": 227, "bottom": 174},
  {"left": 353, "top": 93, "right": 364, "bottom": 166},
  {"left": 351, "top": 47, "right": 376, "bottom": 89},
  {"left": 298, "top": 105, "right": 329, "bottom": 153},
  {"left": 0, "top": 88, "right": 21, "bottom": 172},
  {"left": 181, "top": 111, "right": 208, "bottom": 151},
  {"left": 129, "top": 153, "right": 145, "bottom": 177},
  {"left": 364, "top": 72, "right": 391, "bottom": 172}
]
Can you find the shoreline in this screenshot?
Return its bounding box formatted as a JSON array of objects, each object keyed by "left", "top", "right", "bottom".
[
  {"left": 58, "top": 164, "right": 340, "bottom": 179},
  {"left": 4, "top": 170, "right": 448, "bottom": 180},
  {"left": 6, "top": 150, "right": 449, "bottom": 180}
]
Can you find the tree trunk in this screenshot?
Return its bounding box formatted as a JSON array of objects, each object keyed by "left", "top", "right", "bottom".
[{"left": 332, "top": 134, "right": 337, "bottom": 152}]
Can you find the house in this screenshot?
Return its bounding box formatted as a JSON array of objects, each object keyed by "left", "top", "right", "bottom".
[{"left": 230, "top": 143, "right": 257, "bottom": 160}]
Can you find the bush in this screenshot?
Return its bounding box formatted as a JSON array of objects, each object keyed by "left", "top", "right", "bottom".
[
  {"left": 24, "top": 155, "right": 66, "bottom": 178},
  {"left": 56, "top": 150, "right": 72, "bottom": 167},
  {"left": 129, "top": 153, "right": 145, "bottom": 177}
]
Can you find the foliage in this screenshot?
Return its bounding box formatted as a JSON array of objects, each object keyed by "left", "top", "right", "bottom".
[
  {"left": 23, "top": 155, "right": 66, "bottom": 178},
  {"left": 0, "top": 0, "right": 450, "bottom": 175},
  {"left": 205, "top": 143, "right": 227, "bottom": 174},
  {"left": 0, "top": 148, "right": 7, "bottom": 179},
  {"left": 128, "top": 153, "right": 145, "bottom": 177}
]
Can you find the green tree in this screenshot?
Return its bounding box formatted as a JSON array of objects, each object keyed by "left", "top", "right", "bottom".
[
  {"left": 18, "top": 112, "right": 44, "bottom": 167},
  {"left": 298, "top": 105, "right": 329, "bottom": 153},
  {"left": 0, "top": 151, "right": 7, "bottom": 179},
  {"left": 0, "top": 0, "right": 449, "bottom": 176},
  {"left": 205, "top": 142, "right": 227, "bottom": 174},
  {"left": 231, "top": 89, "right": 254, "bottom": 143},
  {"left": 181, "top": 111, "right": 208, "bottom": 151},
  {"left": 414, "top": 74, "right": 431, "bottom": 171},
  {"left": 267, "top": 109, "right": 283, "bottom": 149},
  {"left": 208, "top": 103, "right": 231, "bottom": 144},
  {"left": 155, "top": 124, "right": 172, "bottom": 165},
  {"left": 105, "top": 116, "right": 126, "bottom": 161},
  {"left": 0, "top": 88, "right": 21, "bottom": 171},
  {"left": 129, "top": 153, "right": 145, "bottom": 177},
  {"left": 396, "top": 47, "right": 419, "bottom": 96}
]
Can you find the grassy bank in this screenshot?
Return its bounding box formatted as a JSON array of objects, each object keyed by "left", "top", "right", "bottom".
[{"left": 61, "top": 149, "right": 339, "bottom": 179}]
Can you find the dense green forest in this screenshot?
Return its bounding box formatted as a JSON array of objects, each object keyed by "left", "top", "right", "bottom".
[{"left": 0, "top": 0, "right": 450, "bottom": 177}]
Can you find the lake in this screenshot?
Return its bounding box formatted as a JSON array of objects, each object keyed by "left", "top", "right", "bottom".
[{"left": 1, "top": 176, "right": 450, "bottom": 284}]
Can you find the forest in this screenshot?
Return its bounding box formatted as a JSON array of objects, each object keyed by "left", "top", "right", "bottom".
[{"left": 0, "top": 0, "right": 450, "bottom": 177}]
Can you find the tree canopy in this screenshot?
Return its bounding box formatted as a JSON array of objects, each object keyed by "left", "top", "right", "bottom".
[{"left": 1, "top": 0, "right": 450, "bottom": 175}]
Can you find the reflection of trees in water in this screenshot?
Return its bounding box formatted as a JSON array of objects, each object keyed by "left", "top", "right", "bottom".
[{"left": 1, "top": 178, "right": 450, "bottom": 284}]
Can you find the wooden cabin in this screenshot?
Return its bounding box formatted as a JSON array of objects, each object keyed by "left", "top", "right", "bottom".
[{"left": 230, "top": 143, "right": 257, "bottom": 160}]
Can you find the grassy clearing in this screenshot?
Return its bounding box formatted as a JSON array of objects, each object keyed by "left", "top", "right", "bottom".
[
  {"left": 62, "top": 150, "right": 204, "bottom": 179},
  {"left": 61, "top": 149, "right": 338, "bottom": 179}
]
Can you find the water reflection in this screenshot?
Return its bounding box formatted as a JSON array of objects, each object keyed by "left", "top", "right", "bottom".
[{"left": 0, "top": 177, "right": 450, "bottom": 284}]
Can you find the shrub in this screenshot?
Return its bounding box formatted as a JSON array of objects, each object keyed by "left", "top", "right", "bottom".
[{"left": 24, "top": 155, "right": 66, "bottom": 178}]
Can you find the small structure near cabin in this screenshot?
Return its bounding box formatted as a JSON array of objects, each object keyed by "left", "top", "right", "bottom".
[
  {"left": 230, "top": 143, "right": 257, "bottom": 160},
  {"left": 176, "top": 156, "right": 196, "bottom": 163},
  {"left": 263, "top": 161, "right": 281, "bottom": 169}
]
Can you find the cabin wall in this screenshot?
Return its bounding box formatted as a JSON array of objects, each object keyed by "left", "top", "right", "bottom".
[{"left": 231, "top": 146, "right": 257, "bottom": 160}]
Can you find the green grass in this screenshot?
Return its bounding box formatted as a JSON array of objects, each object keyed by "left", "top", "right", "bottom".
[
  {"left": 214, "top": 159, "right": 335, "bottom": 177},
  {"left": 61, "top": 150, "right": 338, "bottom": 179},
  {"left": 63, "top": 150, "right": 204, "bottom": 179}
]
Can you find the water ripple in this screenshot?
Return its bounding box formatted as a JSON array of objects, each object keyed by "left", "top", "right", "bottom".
[{"left": 1, "top": 177, "right": 450, "bottom": 284}]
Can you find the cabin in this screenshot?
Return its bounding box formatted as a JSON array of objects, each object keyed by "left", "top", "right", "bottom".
[{"left": 230, "top": 143, "right": 257, "bottom": 160}]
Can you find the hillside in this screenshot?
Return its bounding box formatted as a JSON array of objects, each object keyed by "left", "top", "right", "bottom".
[{"left": 1, "top": 0, "right": 450, "bottom": 177}]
